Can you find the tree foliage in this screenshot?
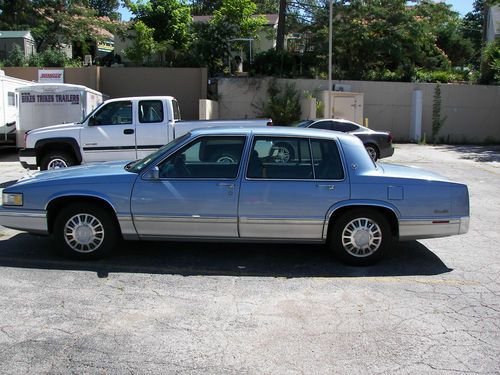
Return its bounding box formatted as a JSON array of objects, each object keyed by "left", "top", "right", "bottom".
[
  {"left": 124, "top": 0, "right": 192, "bottom": 51},
  {"left": 0, "top": 0, "right": 121, "bottom": 53}
]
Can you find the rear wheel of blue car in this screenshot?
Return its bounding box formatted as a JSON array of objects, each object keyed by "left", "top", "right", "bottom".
[
  {"left": 54, "top": 203, "right": 118, "bottom": 260},
  {"left": 329, "top": 208, "right": 393, "bottom": 266}
]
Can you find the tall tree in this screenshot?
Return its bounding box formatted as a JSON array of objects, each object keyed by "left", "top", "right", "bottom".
[
  {"left": 276, "top": 0, "right": 287, "bottom": 51},
  {"left": 124, "top": 0, "right": 192, "bottom": 51},
  {"left": 414, "top": 0, "right": 473, "bottom": 67},
  {"left": 85, "top": 0, "right": 120, "bottom": 19}
]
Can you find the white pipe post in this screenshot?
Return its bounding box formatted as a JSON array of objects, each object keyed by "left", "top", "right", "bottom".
[{"left": 328, "top": 0, "right": 333, "bottom": 118}]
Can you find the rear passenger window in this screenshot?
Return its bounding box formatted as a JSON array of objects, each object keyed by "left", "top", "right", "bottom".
[
  {"left": 311, "top": 139, "right": 344, "bottom": 180},
  {"left": 331, "top": 121, "right": 358, "bottom": 132},
  {"left": 247, "top": 137, "right": 313, "bottom": 179},
  {"left": 139, "top": 100, "right": 163, "bottom": 123}
]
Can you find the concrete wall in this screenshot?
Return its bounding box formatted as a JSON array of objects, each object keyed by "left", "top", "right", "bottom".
[
  {"left": 217, "top": 78, "right": 500, "bottom": 143},
  {"left": 4, "top": 66, "right": 208, "bottom": 120}
]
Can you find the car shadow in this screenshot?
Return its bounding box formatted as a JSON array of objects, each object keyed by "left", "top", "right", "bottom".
[
  {"left": 0, "top": 233, "right": 452, "bottom": 278},
  {"left": 0, "top": 148, "right": 19, "bottom": 162},
  {"left": 439, "top": 144, "right": 500, "bottom": 163}
]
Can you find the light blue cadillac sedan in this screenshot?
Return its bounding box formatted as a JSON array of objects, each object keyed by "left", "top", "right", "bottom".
[{"left": 0, "top": 127, "right": 469, "bottom": 265}]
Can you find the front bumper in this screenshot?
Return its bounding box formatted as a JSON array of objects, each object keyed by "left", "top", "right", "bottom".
[
  {"left": 399, "top": 216, "right": 469, "bottom": 241},
  {"left": 0, "top": 207, "right": 48, "bottom": 235},
  {"left": 19, "top": 148, "right": 38, "bottom": 170}
]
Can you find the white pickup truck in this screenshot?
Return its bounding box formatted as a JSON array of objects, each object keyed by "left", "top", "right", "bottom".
[{"left": 19, "top": 96, "right": 272, "bottom": 170}]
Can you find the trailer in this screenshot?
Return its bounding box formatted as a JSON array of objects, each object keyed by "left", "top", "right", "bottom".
[
  {"left": 16, "top": 83, "right": 105, "bottom": 148},
  {"left": 0, "top": 70, "right": 31, "bottom": 146}
]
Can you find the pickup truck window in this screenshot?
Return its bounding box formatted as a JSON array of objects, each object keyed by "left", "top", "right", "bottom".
[
  {"left": 93, "top": 101, "right": 132, "bottom": 125},
  {"left": 158, "top": 136, "right": 245, "bottom": 179},
  {"left": 172, "top": 99, "right": 181, "bottom": 121},
  {"left": 139, "top": 100, "right": 164, "bottom": 123}
]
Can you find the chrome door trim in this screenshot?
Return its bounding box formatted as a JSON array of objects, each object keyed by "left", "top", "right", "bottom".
[{"left": 133, "top": 215, "right": 236, "bottom": 224}]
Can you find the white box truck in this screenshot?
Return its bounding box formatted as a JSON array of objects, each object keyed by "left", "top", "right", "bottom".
[
  {"left": 0, "top": 70, "right": 31, "bottom": 146},
  {"left": 16, "top": 83, "right": 104, "bottom": 148}
]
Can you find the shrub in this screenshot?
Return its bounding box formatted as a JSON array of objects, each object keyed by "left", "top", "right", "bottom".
[
  {"left": 4, "top": 45, "right": 27, "bottom": 67},
  {"left": 480, "top": 40, "right": 500, "bottom": 84},
  {"left": 255, "top": 78, "right": 301, "bottom": 125}
]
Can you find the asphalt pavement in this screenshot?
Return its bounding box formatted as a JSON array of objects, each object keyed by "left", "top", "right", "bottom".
[{"left": 0, "top": 144, "right": 499, "bottom": 374}]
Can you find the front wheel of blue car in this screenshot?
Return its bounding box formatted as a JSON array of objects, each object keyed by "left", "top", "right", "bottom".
[
  {"left": 54, "top": 203, "right": 118, "bottom": 260},
  {"left": 329, "top": 208, "right": 393, "bottom": 266}
]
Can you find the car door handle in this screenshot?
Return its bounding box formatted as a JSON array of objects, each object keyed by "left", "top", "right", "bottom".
[
  {"left": 123, "top": 129, "right": 134, "bottom": 135},
  {"left": 316, "top": 184, "right": 335, "bottom": 190},
  {"left": 217, "top": 183, "right": 235, "bottom": 188}
]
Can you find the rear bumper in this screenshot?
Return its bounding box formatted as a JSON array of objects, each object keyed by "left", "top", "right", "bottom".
[
  {"left": 0, "top": 207, "right": 48, "bottom": 235},
  {"left": 19, "top": 148, "right": 38, "bottom": 170},
  {"left": 399, "top": 216, "right": 469, "bottom": 241},
  {"left": 379, "top": 144, "right": 395, "bottom": 159}
]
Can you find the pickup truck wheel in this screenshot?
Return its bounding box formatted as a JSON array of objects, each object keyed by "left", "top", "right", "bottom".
[
  {"left": 329, "top": 208, "right": 393, "bottom": 266},
  {"left": 216, "top": 154, "right": 237, "bottom": 164},
  {"left": 54, "top": 203, "right": 118, "bottom": 260},
  {"left": 41, "top": 151, "right": 76, "bottom": 170},
  {"left": 269, "top": 142, "right": 295, "bottom": 163}
]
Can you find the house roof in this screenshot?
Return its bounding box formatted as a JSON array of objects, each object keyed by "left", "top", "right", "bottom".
[
  {"left": 0, "top": 30, "right": 34, "bottom": 40},
  {"left": 193, "top": 14, "right": 279, "bottom": 26}
]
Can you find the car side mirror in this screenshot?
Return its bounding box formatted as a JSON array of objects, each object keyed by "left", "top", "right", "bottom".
[{"left": 143, "top": 166, "right": 160, "bottom": 180}]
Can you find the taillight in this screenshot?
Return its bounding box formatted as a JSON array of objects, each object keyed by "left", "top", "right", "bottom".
[{"left": 387, "top": 132, "right": 393, "bottom": 143}]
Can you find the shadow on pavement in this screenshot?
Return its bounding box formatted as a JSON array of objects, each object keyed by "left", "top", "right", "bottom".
[
  {"left": 0, "top": 233, "right": 452, "bottom": 278},
  {"left": 0, "top": 148, "right": 19, "bottom": 162},
  {"left": 440, "top": 145, "right": 500, "bottom": 163}
]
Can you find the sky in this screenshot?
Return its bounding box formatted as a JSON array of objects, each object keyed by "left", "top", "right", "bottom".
[{"left": 118, "top": 1, "right": 475, "bottom": 22}]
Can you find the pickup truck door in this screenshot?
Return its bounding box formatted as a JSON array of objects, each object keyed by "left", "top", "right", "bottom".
[
  {"left": 131, "top": 135, "right": 247, "bottom": 239},
  {"left": 135, "top": 99, "right": 169, "bottom": 159},
  {"left": 80, "top": 100, "right": 137, "bottom": 163}
]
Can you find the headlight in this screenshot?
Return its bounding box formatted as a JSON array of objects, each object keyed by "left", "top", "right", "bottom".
[{"left": 2, "top": 193, "right": 23, "bottom": 206}]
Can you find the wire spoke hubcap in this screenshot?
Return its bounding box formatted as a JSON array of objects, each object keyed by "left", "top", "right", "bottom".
[
  {"left": 341, "top": 217, "right": 382, "bottom": 257},
  {"left": 64, "top": 213, "right": 105, "bottom": 253}
]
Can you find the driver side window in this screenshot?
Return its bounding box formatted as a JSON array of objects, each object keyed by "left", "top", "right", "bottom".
[{"left": 92, "top": 101, "right": 132, "bottom": 125}]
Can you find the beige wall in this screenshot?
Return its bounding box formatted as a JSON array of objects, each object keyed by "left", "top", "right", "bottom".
[
  {"left": 218, "top": 78, "right": 500, "bottom": 143},
  {"left": 100, "top": 67, "right": 207, "bottom": 120},
  {"left": 4, "top": 66, "right": 208, "bottom": 120}
]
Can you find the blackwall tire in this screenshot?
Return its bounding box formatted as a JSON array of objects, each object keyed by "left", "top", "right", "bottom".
[
  {"left": 329, "top": 208, "right": 393, "bottom": 266},
  {"left": 53, "top": 203, "right": 118, "bottom": 260}
]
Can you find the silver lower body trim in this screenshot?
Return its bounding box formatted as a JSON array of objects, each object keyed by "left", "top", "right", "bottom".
[
  {"left": 399, "top": 216, "right": 469, "bottom": 241},
  {"left": 0, "top": 208, "right": 48, "bottom": 234}
]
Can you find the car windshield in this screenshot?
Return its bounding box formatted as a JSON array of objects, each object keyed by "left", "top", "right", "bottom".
[
  {"left": 290, "top": 120, "right": 314, "bottom": 128},
  {"left": 125, "top": 133, "right": 190, "bottom": 173}
]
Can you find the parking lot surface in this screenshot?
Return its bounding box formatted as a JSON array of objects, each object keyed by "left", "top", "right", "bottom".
[{"left": 0, "top": 144, "right": 499, "bottom": 374}]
